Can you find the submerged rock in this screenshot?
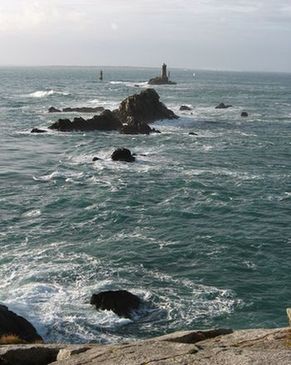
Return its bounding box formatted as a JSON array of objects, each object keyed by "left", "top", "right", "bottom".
[
  {"left": 117, "top": 88, "right": 178, "bottom": 124},
  {"left": 31, "top": 128, "right": 47, "bottom": 133},
  {"left": 241, "top": 111, "right": 248, "bottom": 117},
  {"left": 0, "top": 304, "right": 43, "bottom": 343},
  {"left": 48, "top": 106, "right": 61, "bottom": 113},
  {"left": 189, "top": 132, "right": 198, "bottom": 135},
  {"left": 215, "top": 102, "right": 232, "bottom": 109},
  {"left": 179, "top": 105, "right": 192, "bottom": 111},
  {"left": 90, "top": 290, "right": 141, "bottom": 318},
  {"left": 111, "top": 148, "right": 135, "bottom": 162}
]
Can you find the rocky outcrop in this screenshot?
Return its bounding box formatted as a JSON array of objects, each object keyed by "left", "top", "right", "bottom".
[
  {"left": 120, "top": 117, "right": 160, "bottom": 135},
  {"left": 148, "top": 77, "right": 176, "bottom": 85},
  {"left": 0, "top": 304, "right": 43, "bottom": 344},
  {"left": 48, "top": 110, "right": 122, "bottom": 132},
  {"left": 215, "top": 102, "right": 232, "bottom": 109},
  {"left": 48, "top": 107, "right": 104, "bottom": 113},
  {"left": 90, "top": 290, "right": 141, "bottom": 318},
  {"left": 148, "top": 63, "right": 177, "bottom": 85},
  {"left": 48, "top": 90, "right": 177, "bottom": 133},
  {"left": 2, "top": 327, "right": 290, "bottom": 365},
  {"left": 117, "top": 88, "right": 178, "bottom": 124}
]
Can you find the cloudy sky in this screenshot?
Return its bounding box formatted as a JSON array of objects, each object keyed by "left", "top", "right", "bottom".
[{"left": 0, "top": 0, "right": 290, "bottom": 72}]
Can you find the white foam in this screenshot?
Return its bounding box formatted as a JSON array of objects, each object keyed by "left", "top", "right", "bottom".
[
  {"left": 22, "top": 209, "right": 41, "bottom": 218},
  {"left": 33, "top": 171, "right": 84, "bottom": 182},
  {"left": 26, "top": 90, "right": 70, "bottom": 98},
  {"left": 109, "top": 81, "right": 149, "bottom": 88}
]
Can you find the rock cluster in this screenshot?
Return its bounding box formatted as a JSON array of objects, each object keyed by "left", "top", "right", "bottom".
[
  {"left": 49, "top": 110, "right": 122, "bottom": 132},
  {"left": 48, "top": 89, "right": 177, "bottom": 134}
]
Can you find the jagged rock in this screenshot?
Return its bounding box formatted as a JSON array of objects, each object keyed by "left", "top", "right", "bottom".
[
  {"left": 120, "top": 117, "right": 153, "bottom": 135},
  {"left": 117, "top": 89, "right": 178, "bottom": 124},
  {"left": 48, "top": 110, "right": 122, "bottom": 132},
  {"left": 48, "top": 107, "right": 61, "bottom": 113},
  {"left": 179, "top": 105, "right": 192, "bottom": 111},
  {"left": 215, "top": 102, "right": 232, "bottom": 109},
  {"left": 0, "top": 304, "right": 43, "bottom": 343},
  {"left": 110, "top": 149, "right": 136, "bottom": 163},
  {"left": 62, "top": 107, "right": 104, "bottom": 113},
  {"left": 90, "top": 290, "right": 141, "bottom": 318},
  {"left": 31, "top": 128, "right": 47, "bottom": 133},
  {"left": 241, "top": 111, "right": 248, "bottom": 117}
]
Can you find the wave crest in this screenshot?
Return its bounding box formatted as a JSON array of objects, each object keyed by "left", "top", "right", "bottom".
[{"left": 26, "top": 90, "right": 70, "bottom": 98}]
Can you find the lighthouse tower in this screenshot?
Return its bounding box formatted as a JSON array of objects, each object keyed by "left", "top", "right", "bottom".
[{"left": 161, "top": 63, "right": 168, "bottom": 81}]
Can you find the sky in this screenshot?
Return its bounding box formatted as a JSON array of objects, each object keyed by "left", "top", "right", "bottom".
[{"left": 0, "top": 0, "right": 291, "bottom": 72}]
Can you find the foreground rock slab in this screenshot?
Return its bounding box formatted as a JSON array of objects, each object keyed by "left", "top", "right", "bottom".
[
  {"left": 1, "top": 328, "right": 290, "bottom": 365},
  {"left": 50, "top": 327, "right": 291, "bottom": 365}
]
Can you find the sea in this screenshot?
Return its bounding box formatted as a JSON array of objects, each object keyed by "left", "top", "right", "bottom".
[{"left": 0, "top": 66, "right": 290, "bottom": 344}]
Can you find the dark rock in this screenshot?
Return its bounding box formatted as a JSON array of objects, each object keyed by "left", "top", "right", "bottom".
[
  {"left": 48, "top": 118, "right": 73, "bottom": 132},
  {"left": 48, "top": 110, "right": 122, "bottom": 132},
  {"left": 90, "top": 290, "right": 141, "bottom": 318},
  {"left": 31, "top": 128, "right": 47, "bottom": 133},
  {"left": 0, "top": 304, "right": 43, "bottom": 343},
  {"left": 117, "top": 88, "right": 178, "bottom": 124},
  {"left": 48, "top": 106, "right": 61, "bottom": 113},
  {"left": 62, "top": 107, "right": 105, "bottom": 113},
  {"left": 148, "top": 77, "right": 176, "bottom": 85},
  {"left": 179, "top": 105, "right": 192, "bottom": 111},
  {"left": 152, "top": 128, "right": 161, "bottom": 133},
  {"left": 111, "top": 148, "right": 135, "bottom": 163},
  {"left": 120, "top": 117, "right": 153, "bottom": 135},
  {"left": 189, "top": 132, "right": 198, "bottom": 135},
  {"left": 241, "top": 111, "right": 248, "bottom": 117},
  {"left": 92, "top": 157, "right": 101, "bottom": 161},
  {"left": 215, "top": 102, "right": 232, "bottom": 109}
]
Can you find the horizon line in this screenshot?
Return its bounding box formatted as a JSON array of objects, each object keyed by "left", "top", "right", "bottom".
[{"left": 0, "top": 64, "right": 290, "bottom": 74}]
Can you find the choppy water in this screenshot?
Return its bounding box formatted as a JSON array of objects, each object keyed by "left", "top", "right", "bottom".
[{"left": 0, "top": 66, "right": 291, "bottom": 344}]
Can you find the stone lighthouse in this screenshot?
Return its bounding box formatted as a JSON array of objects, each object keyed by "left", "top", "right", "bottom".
[
  {"left": 161, "top": 63, "right": 168, "bottom": 81},
  {"left": 148, "top": 63, "right": 176, "bottom": 85}
]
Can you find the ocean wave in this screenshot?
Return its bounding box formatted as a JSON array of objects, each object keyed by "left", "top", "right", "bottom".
[
  {"left": 26, "top": 90, "right": 70, "bottom": 98},
  {"left": 33, "top": 171, "right": 84, "bottom": 182},
  {"left": 109, "top": 81, "right": 149, "bottom": 88}
]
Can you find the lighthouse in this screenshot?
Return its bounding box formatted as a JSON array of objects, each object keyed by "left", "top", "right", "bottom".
[{"left": 161, "top": 63, "right": 168, "bottom": 81}]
